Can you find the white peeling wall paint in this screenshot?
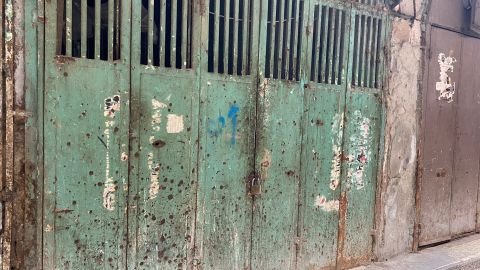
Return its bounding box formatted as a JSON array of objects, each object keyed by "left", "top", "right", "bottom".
[{"left": 436, "top": 53, "right": 457, "bottom": 103}]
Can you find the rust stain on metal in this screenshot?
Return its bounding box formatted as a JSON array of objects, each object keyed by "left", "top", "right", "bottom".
[
  {"left": 55, "top": 55, "right": 76, "bottom": 64},
  {"left": 54, "top": 208, "right": 74, "bottom": 214},
  {"left": 336, "top": 192, "right": 348, "bottom": 268},
  {"left": 3, "top": 0, "right": 15, "bottom": 269}
]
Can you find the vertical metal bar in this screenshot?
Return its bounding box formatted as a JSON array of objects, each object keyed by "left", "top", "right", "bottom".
[
  {"left": 224, "top": 0, "right": 230, "bottom": 73},
  {"left": 232, "top": 0, "right": 239, "bottom": 74},
  {"left": 327, "top": 8, "right": 336, "bottom": 84},
  {"left": 242, "top": 0, "right": 250, "bottom": 74},
  {"left": 160, "top": 0, "right": 167, "bottom": 66},
  {"left": 353, "top": 15, "right": 361, "bottom": 86},
  {"left": 333, "top": 10, "right": 342, "bottom": 84},
  {"left": 365, "top": 16, "right": 373, "bottom": 88},
  {"left": 370, "top": 18, "right": 379, "bottom": 88},
  {"left": 360, "top": 15, "right": 367, "bottom": 87},
  {"left": 276, "top": 0, "right": 285, "bottom": 77},
  {"left": 375, "top": 18, "right": 384, "bottom": 88},
  {"left": 81, "top": 0, "right": 87, "bottom": 57},
  {"left": 214, "top": 0, "right": 220, "bottom": 72},
  {"left": 320, "top": 6, "right": 328, "bottom": 83},
  {"left": 270, "top": 0, "right": 277, "bottom": 77},
  {"left": 95, "top": 0, "right": 101, "bottom": 59},
  {"left": 284, "top": 0, "right": 292, "bottom": 79},
  {"left": 66, "top": 0, "right": 72, "bottom": 56},
  {"left": 148, "top": 0, "right": 154, "bottom": 65},
  {"left": 171, "top": 0, "right": 178, "bottom": 67},
  {"left": 308, "top": 5, "right": 317, "bottom": 81},
  {"left": 181, "top": 0, "right": 189, "bottom": 68},
  {"left": 114, "top": 0, "right": 120, "bottom": 59},
  {"left": 56, "top": 0, "right": 65, "bottom": 55},
  {"left": 337, "top": 10, "right": 346, "bottom": 85},
  {"left": 108, "top": 0, "right": 114, "bottom": 61}
]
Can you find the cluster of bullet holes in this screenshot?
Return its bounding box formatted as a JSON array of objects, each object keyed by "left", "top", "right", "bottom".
[{"left": 104, "top": 95, "right": 120, "bottom": 117}]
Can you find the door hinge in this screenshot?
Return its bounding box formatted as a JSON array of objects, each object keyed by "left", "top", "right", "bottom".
[{"left": 247, "top": 172, "right": 261, "bottom": 196}]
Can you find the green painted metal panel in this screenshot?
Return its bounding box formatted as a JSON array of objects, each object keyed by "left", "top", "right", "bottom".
[
  {"left": 251, "top": 0, "right": 308, "bottom": 267},
  {"left": 127, "top": 2, "right": 199, "bottom": 269},
  {"left": 336, "top": 7, "right": 386, "bottom": 268},
  {"left": 43, "top": 0, "right": 131, "bottom": 269},
  {"left": 337, "top": 91, "right": 382, "bottom": 268},
  {"left": 37, "top": 1, "right": 388, "bottom": 269},
  {"left": 252, "top": 80, "right": 304, "bottom": 270},
  {"left": 193, "top": 1, "right": 260, "bottom": 269},
  {"left": 296, "top": 1, "right": 350, "bottom": 268}
]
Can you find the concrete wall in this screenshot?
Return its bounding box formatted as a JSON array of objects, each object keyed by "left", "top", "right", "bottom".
[{"left": 374, "top": 0, "right": 427, "bottom": 261}]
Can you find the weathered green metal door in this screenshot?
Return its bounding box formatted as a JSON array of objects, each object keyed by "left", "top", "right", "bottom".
[
  {"left": 42, "top": 0, "right": 386, "bottom": 269},
  {"left": 43, "top": 0, "right": 131, "bottom": 269}
]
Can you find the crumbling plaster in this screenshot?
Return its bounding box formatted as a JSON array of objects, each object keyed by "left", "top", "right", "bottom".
[{"left": 375, "top": 0, "right": 426, "bottom": 261}]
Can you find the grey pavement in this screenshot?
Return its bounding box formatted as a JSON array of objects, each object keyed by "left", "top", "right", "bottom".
[{"left": 352, "top": 234, "right": 480, "bottom": 270}]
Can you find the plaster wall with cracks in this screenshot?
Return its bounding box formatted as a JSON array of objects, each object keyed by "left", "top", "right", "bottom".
[{"left": 374, "top": 0, "right": 425, "bottom": 260}]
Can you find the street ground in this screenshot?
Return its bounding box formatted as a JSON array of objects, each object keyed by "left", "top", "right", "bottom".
[{"left": 352, "top": 234, "right": 480, "bottom": 270}]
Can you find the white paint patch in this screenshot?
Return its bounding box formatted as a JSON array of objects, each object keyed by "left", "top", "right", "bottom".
[
  {"left": 151, "top": 111, "right": 162, "bottom": 131},
  {"left": 436, "top": 53, "right": 457, "bottom": 103},
  {"left": 347, "top": 111, "right": 372, "bottom": 190},
  {"left": 151, "top": 99, "right": 167, "bottom": 132},
  {"left": 260, "top": 149, "right": 272, "bottom": 181},
  {"left": 103, "top": 119, "right": 116, "bottom": 211},
  {"left": 45, "top": 224, "right": 53, "bottom": 232},
  {"left": 330, "top": 113, "right": 345, "bottom": 190},
  {"left": 315, "top": 196, "right": 340, "bottom": 212},
  {"left": 166, "top": 114, "right": 184, "bottom": 133},
  {"left": 148, "top": 152, "right": 160, "bottom": 199},
  {"left": 152, "top": 99, "right": 167, "bottom": 110},
  {"left": 330, "top": 145, "right": 342, "bottom": 190},
  {"left": 121, "top": 152, "right": 128, "bottom": 161}
]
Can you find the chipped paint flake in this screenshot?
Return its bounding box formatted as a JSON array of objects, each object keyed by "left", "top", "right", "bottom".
[
  {"left": 315, "top": 196, "right": 340, "bottom": 212},
  {"left": 436, "top": 53, "right": 457, "bottom": 103},
  {"left": 166, "top": 114, "right": 184, "bottom": 133},
  {"left": 152, "top": 99, "right": 167, "bottom": 132},
  {"left": 148, "top": 152, "right": 160, "bottom": 199},
  {"left": 330, "top": 113, "right": 345, "bottom": 190},
  {"left": 330, "top": 145, "right": 342, "bottom": 190},
  {"left": 152, "top": 111, "right": 162, "bottom": 131},
  {"left": 260, "top": 149, "right": 272, "bottom": 181},
  {"left": 103, "top": 110, "right": 116, "bottom": 210},
  {"left": 104, "top": 95, "right": 121, "bottom": 118},
  {"left": 121, "top": 152, "right": 128, "bottom": 161},
  {"left": 346, "top": 111, "right": 372, "bottom": 190},
  {"left": 152, "top": 99, "right": 168, "bottom": 110}
]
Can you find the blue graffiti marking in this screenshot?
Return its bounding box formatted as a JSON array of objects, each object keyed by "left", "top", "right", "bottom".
[
  {"left": 218, "top": 116, "right": 226, "bottom": 128},
  {"left": 208, "top": 115, "right": 227, "bottom": 137},
  {"left": 228, "top": 105, "right": 239, "bottom": 145}
]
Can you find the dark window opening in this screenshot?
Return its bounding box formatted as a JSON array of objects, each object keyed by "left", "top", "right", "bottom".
[
  {"left": 56, "top": 0, "right": 121, "bottom": 61},
  {"left": 140, "top": 0, "right": 193, "bottom": 69},
  {"left": 208, "top": 0, "right": 253, "bottom": 75},
  {"left": 265, "top": 0, "right": 304, "bottom": 81}
]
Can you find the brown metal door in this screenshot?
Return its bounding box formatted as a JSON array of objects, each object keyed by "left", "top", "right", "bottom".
[
  {"left": 450, "top": 36, "right": 480, "bottom": 237},
  {"left": 419, "top": 26, "right": 462, "bottom": 246},
  {"left": 419, "top": 26, "right": 480, "bottom": 246}
]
